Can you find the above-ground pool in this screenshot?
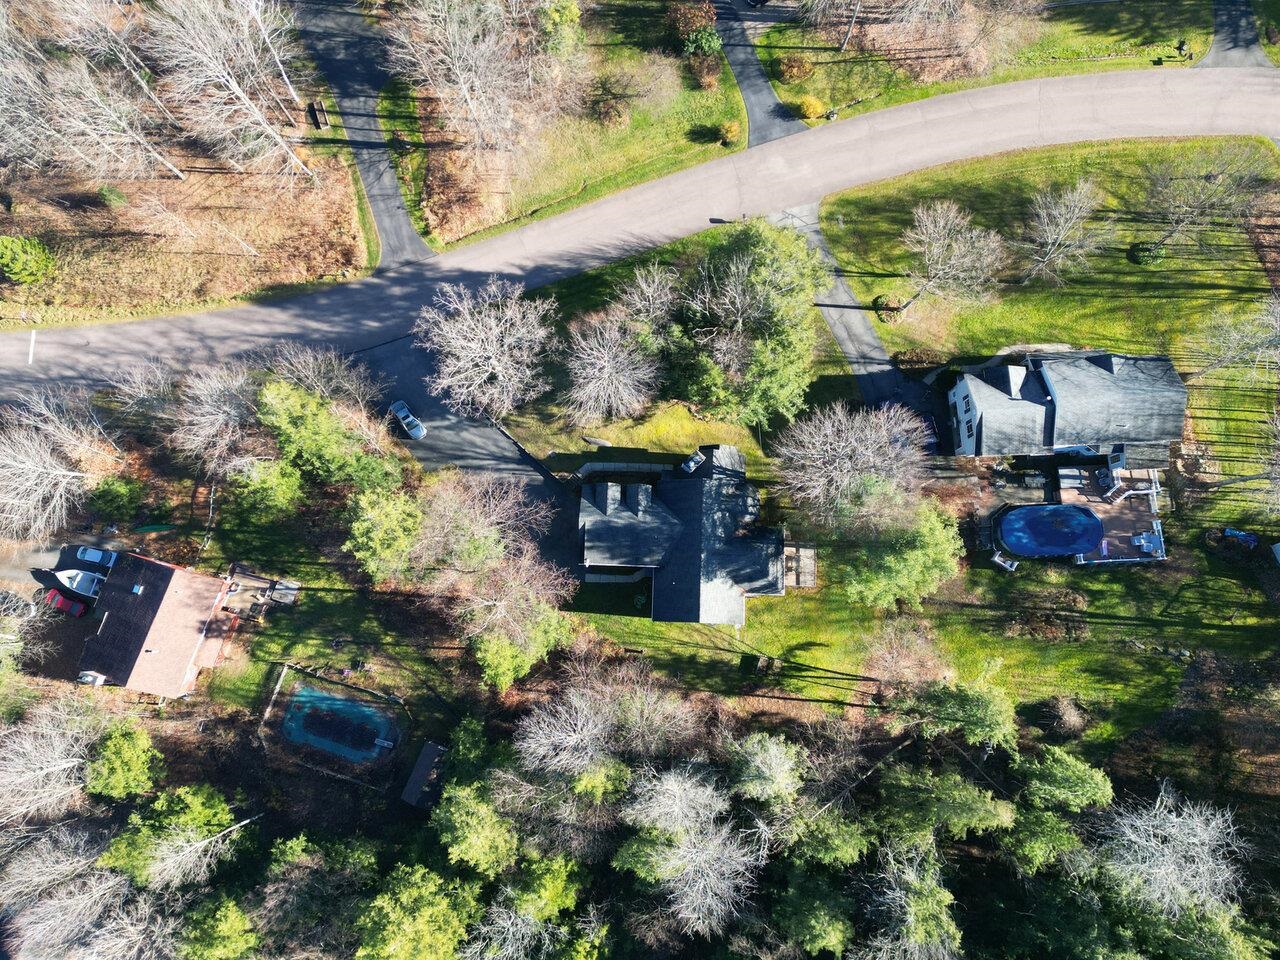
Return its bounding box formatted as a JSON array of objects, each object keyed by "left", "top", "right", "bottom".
[
  {"left": 281, "top": 685, "right": 399, "bottom": 765},
  {"left": 997, "top": 504, "right": 1104, "bottom": 558}
]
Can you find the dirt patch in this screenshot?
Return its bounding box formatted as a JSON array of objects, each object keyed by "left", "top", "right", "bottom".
[
  {"left": 844, "top": 2, "right": 1041, "bottom": 83},
  {"left": 0, "top": 145, "right": 365, "bottom": 327},
  {"left": 1247, "top": 193, "right": 1280, "bottom": 291}
]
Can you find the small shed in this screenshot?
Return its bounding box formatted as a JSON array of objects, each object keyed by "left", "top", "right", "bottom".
[{"left": 401, "top": 741, "right": 447, "bottom": 809}]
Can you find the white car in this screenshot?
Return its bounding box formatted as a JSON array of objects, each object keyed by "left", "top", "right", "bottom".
[
  {"left": 76, "top": 546, "right": 118, "bottom": 569},
  {"left": 389, "top": 400, "right": 427, "bottom": 440},
  {"left": 54, "top": 569, "right": 105, "bottom": 599}
]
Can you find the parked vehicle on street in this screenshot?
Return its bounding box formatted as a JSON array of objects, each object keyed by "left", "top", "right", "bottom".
[
  {"left": 389, "top": 400, "right": 427, "bottom": 440},
  {"left": 54, "top": 569, "right": 104, "bottom": 599},
  {"left": 44, "top": 589, "right": 86, "bottom": 617},
  {"left": 76, "top": 546, "right": 119, "bottom": 569}
]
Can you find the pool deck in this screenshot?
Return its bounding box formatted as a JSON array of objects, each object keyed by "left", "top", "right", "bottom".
[{"left": 1058, "top": 469, "right": 1166, "bottom": 564}]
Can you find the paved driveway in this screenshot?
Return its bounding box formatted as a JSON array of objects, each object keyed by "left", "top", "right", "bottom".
[{"left": 1200, "top": 0, "right": 1275, "bottom": 68}]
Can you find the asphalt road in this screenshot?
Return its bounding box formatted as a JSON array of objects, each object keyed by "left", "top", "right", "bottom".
[{"left": 3, "top": 68, "right": 1280, "bottom": 466}]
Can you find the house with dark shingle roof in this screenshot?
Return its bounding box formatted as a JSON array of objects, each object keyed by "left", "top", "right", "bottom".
[
  {"left": 577, "top": 445, "right": 785, "bottom": 626},
  {"left": 77, "top": 553, "right": 234, "bottom": 699},
  {"left": 948, "top": 352, "right": 1187, "bottom": 461}
]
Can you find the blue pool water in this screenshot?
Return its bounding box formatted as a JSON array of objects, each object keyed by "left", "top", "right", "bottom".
[
  {"left": 280, "top": 685, "right": 398, "bottom": 765},
  {"left": 998, "top": 505, "right": 1104, "bottom": 558}
]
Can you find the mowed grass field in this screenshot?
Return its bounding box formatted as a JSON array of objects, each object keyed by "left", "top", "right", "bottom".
[
  {"left": 756, "top": 0, "right": 1213, "bottom": 123},
  {"left": 548, "top": 139, "right": 1279, "bottom": 756},
  {"left": 818, "top": 137, "right": 1280, "bottom": 749}
]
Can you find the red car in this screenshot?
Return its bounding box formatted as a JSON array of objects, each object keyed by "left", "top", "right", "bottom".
[{"left": 45, "top": 588, "right": 86, "bottom": 618}]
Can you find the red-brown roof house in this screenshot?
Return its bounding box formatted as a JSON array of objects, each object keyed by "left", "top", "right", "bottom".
[{"left": 78, "top": 553, "right": 234, "bottom": 699}]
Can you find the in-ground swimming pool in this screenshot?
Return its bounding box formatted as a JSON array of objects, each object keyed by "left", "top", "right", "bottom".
[
  {"left": 997, "top": 504, "right": 1104, "bottom": 558},
  {"left": 280, "top": 685, "right": 398, "bottom": 765}
]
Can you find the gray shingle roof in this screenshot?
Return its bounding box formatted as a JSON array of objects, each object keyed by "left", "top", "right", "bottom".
[
  {"left": 578, "top": 445, "right": 784, "bottom": 626},
  {"left": 1035, "top": 354, "right": 1187, "bottom": 449},
  {"left": 966, "top": 353, "right": 1186, "bottom": 456},
  {"left": 579, "top": 481, "right": 684, "bottom": 567}
]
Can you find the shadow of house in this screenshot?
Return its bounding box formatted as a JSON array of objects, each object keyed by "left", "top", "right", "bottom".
[
  {"left": 77, "top": 554, "right": 234, "bottom": 699},
  {"left": 577, "top": 445, "right": 786, "bottom": 627}
]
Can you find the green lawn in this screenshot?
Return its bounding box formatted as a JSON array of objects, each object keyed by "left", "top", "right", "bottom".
[
  {"left": 1256, "top": 0, "right": 1280, "bottom": 65},
  {"left": 561, "top": 139, "right": 1280, "bottom": 751},
  {"left": 817, "top": 137, "right": 1280, "bottom": 749},
  {"left": 382, "top": 0, "right": 746, "bottom": 247},
  {"left": 755, "top": 0, "right": 1213, "bottom": 123}
]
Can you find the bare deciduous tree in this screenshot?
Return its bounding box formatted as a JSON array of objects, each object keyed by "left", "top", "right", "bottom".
[
  {"left": 624, "top": 764, "right": 730, "bottom": 837},
  {"left": 683, "top": 253, "right": 771, "bottom": 377},
  {"left": 654, "top": 820, "right": 765, "bottom": 939},
  {"left": 268, "top": 343, "right": 387, "bottom": 413},
  {"left": 415, "top": 278, "right": 557, "bottom": 420},
  {"left": 145, "top": 0, "right": 311, "bottom": 177},
  {"left": 0, "top": 427, "right": 96, "bottom": 543},
  {"left": 615, "top": 262, "right": 680, "bottom": 327},
  {"left": 0, "top": 699, "right": 107, "bottom": 827},
  {"left": 387, "top": 0, "right": 571, "bottom": 152},
  {"left": 862, "top": 618, "right": 952, "bottom": 690},
  {"left": 6, "top": 869, "right": 131, "bottom": 960},
  {"left": 1194, "top": 294, "right": 1280, "bottom": 381},
  {"left": 1145, "top": 144, "right": 1272, "bottom": 248},
  {"left": 107, "top": 360, "right": 178, "bottom": 418},
  {"left": 164, "top": 361, "right": 259, "bottom": 477},
  {"left": 145, "top": 816, "right": 259, "bottom": 890},
  {"left": 413, "top": 472, "right": 553, "bottom": 577},
  {"left": 565, "top": 311, "right": 661, "bottom": 425},
  {"left": 456, "top": 542, "right": 577, "bottom": 657},
  {"left": 773, "top": 402, "right": 931, "bottom": 528},
  {"left": 462, "top": 901, "right": 567, "bottom": 960},
  {"left": 901, "top": 200, "right": 1007, "bottom": 311},
  {"left": 1096, "top": 781, "right": 1247, "bottom": 918},
  {"left": 0, "top": 824, "right": 106, "bottom": 913},
  {"left": 0, "top": 591, "right": 58, "bottom": 668},
  {"left": 44, "top": 0, "right": 179, "bottom": 124},
  {"left": 1019, "top": 179, "right": 1107, "bottom": 285}
]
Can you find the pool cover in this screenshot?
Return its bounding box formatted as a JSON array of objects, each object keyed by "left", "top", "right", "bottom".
[
  {"left": 281, "top": 685, "right": 398, "bottom": 765},
  {"left": 998, "top": 504, "right": 1104, "bottom": 558}
]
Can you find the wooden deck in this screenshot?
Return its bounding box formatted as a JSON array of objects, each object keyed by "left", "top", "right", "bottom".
[{"left": 784, "top": 541, "right": 817, "bottom": 588}]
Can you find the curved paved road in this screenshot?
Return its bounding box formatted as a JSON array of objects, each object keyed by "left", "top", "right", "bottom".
[{"left": 3, "top": 67, "right": 1280, "bottom": 468}]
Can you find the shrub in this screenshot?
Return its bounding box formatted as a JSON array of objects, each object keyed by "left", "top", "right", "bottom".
[
  {"left": 777, "top": 54, "right": 814, "bottom": 84},
  {"left": 539, "top": 0, "right": 584, "bottom": 57},
  {"left": 667, "top": 0, "right": 715, "bottom": 41},
  {"left": 86, "top": 720, "right": 162, "bottom": 800},
  {"left": 594, "top": 96, "right": 630, "bottom": 128},
  {"left": 793, "top": 95, "right": 825, "bottom": 120},
  {"left": 0, "top": 235, "right": 56, "bottom": 285},
  {"left": 97, "top": 185, "right": 128, "bottom": 210},
  {"left": 840, "top": 503, "right": 963, "bottom": 611},
  {"left": 88, "top": 475, "right": 145, "bottom": 522},
  {"left": 688, "top": 53, "right": 721, "bottom": 90},
  {"left": 717, "top": 119, "right": 741, "bottom": 146},
  {"left": 683, "top": 25, "right": 722, "bottom": 58},
  {"left": 1128, "top": 240, "right": 1166, "bottom": 265}
]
